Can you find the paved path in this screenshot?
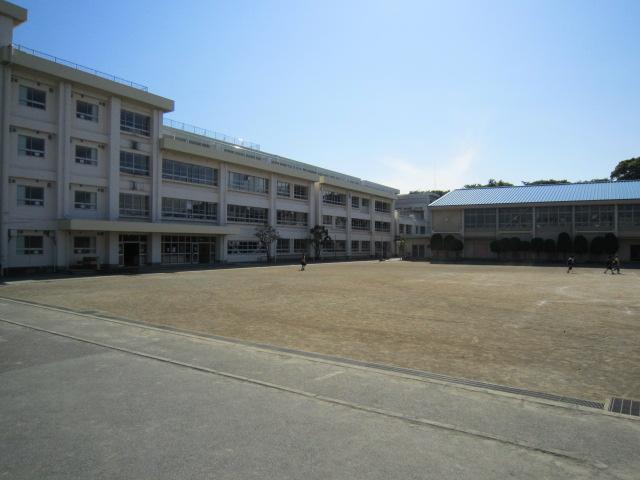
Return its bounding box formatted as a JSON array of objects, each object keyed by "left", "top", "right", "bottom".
[{"left": 0, "top": 298, "right": 638, "bottom": 479}]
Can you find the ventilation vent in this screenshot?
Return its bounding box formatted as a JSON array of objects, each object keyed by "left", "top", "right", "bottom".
[{"left": 608, "top": 397, "right": 640, "bottom": 417}]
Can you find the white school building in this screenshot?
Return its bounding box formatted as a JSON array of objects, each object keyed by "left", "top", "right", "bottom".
[{"left": 0, "top": 1, "right": 399, "bottom": 274}]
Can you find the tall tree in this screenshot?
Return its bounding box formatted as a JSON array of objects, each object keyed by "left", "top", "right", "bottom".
[
  {"left": 464, "top": 179, "right": 514, "bottom": 188},
  {"left": 255, "top": 225, "right": 280, "bottom": 263},
  {"left": 309, "top": 225, "right": 331, "bottom": 261},
  {"left": 610, "top": 157, "right": 640, "bottom": 181},
  {"left": 522, "top": 179, "right": 570, "bottom": 185}
]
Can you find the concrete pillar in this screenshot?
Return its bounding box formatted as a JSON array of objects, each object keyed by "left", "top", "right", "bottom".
[
  {"left": 151, "top": 232, "right": 161, "bottom": 265},
  {"left": 107, "top": 231, "right": 119, "bottom": 267},
  {"left": 57, "top": 81, "right": 72, "bottom": 218},
  {"left": 0, "top": 3, "right": 27, "bottom": 48},
  {"left": 346, "top": 193, "right": 352, "bottom": 257},
  {"left": 219, "top": 163, "right": 227, "bottom": 224},
  {"left": 218, "top": 236, "right": 228, "bottom": 263},
  {"left": 151, "top": 109, "right": 162, "bottom": 222},
  {"left": 55, "top": 230, "right": 68, "bottom": 268},
  {"left": 0, "top": 63, "right": 10, "bottom": 274},
  {"left": 108, "top": 97, "right": 121, "bottom": 220}
]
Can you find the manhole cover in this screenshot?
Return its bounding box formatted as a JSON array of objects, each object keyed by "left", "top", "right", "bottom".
[{"left": 608, "top": 397, "right": 640, "bottom": 417}]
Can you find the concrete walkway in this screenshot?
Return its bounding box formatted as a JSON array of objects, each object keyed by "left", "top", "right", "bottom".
[{"left": 0, "top": 298, "right": 638, "bottom": 479}]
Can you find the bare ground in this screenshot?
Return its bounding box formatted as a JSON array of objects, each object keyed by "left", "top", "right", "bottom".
[{"left": 2, "top": 261, "right": 639, "bottom": 401}]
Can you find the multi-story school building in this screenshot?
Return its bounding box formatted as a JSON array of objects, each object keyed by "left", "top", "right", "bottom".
[
  {"left": 0, "top": 1, "right": 398, "bottom": 274},
  {"left": 394, "top": 192, "right": 439, "bottom": 259},
  {"left": 429, "top": 182, "right": 640, "bottom": 261}
]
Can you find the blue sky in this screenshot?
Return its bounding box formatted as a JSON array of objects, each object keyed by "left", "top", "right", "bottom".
[{"left": 13, "top": 0, "right": 640, "bottom": 192}]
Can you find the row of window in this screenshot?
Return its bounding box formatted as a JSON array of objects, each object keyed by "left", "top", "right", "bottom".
[
  {"left": 276, "top": 180, "right": 309, "bottom": 200},
  {"left": 464, "top": 205, "right": 640, "bottom": 231},
  {"left": 323, "top": 215, "right": 348, "bottom": 229},
  {"left": 12, "top": 234, "right": 96, "bottom": 256},
  {"left": 399, "top": 224, "right": 427, "bottom": 235},
  {"left": 161, "top": 197, "right": 217, "bottom": 222},
  {"left": 17, "top": 185, "right": 97, "bottom": 210},
  {"left": 19, "top": 85, "right": 149, "bottom": 135}
]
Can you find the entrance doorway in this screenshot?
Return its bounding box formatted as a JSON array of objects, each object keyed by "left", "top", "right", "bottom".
[
  {"left": 631, "top": 245, "right": 640, "bottom": 261},
  {"left": 119, "top": 235, "right": 148, "bottom": 267},
  {"left": 198, "top": 242, "right": 210, "bottom": 264},
  {"left": 161, "top": 236, "right": 216, "bottom": 265}
]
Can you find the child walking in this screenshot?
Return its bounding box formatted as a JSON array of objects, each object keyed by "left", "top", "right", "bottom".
[{"left": 300, "top": 254, "right": 307, "bottom": 271}]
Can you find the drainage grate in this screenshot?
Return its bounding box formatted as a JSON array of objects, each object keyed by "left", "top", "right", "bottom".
[{"left": 608, "top": 397, "right": 640, "bottom": 417}]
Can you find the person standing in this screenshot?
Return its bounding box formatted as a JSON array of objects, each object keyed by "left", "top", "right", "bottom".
[
  {"left": 300, "top": 253, "right": 307, "bottom": 271},
  {"left": 613, "top": 255, "right": 621, "bottom": 274},
  {"left": 604, "top": 256, "right": 613, "bottom": 274},
  {"left": 566, "top": 256, "right": 575, "bottom": 274}
]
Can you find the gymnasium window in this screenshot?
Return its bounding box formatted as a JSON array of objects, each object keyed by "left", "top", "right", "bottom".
[
  {"left": 464, "top": 208, "right": 497, "bottom": 230},
  {"left": 575, "top": 205, "right": 614, "bottom": 230},
  {"left": 618, "top": 205, "right": 640, "bottom": 231}
]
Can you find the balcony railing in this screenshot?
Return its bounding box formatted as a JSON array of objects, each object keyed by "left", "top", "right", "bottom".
[
  {"left": 163, "top": 119, "right": 260, "bottom": 150},
  {"left": 11, "top": 43, "right": 149, "bottom": 92}
]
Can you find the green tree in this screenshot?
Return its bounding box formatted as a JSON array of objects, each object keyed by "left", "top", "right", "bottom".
[
  {"left": 499, "top": 237, "right": 511, "bottom": 254},
  {"left": 603, "top": 233, "right": 619, "bottom": 255},
  {"left": 309, "top": 225, "right": 331, "bottom": 261},
  {"left": 464, "top": 179, "right": 514, "bottom": 188},
  {"left": 522, "top": 179, "right": 570, "bottom": 185},
  {"left": 452, "top": 239, "right": 464, "bottom": 259},
  {"left": 557, "top": 232, "right": 573, "bottom": 255},
  {"left": 443, "top": 235, "right": 457, "bottom": 252},
  {"left": 255, "top": 225, "right": 280, "bottom": 263},
  {"left": 610, "top": 157, "right": 640, "bottom": 181},
  {"left": 573, "top": 235, "right": 589, "bottom": 255}
]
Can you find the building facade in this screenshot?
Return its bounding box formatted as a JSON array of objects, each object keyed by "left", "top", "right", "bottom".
[
  {"left": 0, "top": 2, "right": 398, "bottom": 274},
  {"left": 394, "top": 192, "right": 439, "bottom": 259},
  {"left": 429, "top": 183, "right": 640, "bottom": 261}
]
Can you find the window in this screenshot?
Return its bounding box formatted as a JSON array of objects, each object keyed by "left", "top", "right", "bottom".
[
  {"left": 352, "top": 196, "right": 360, "bottom": 209},
  {"left": 162, "top": 159, "right": 217, "bottom": 186},
  {"left": 76, "top": 100, "right": 98, "bottom": 122},
  {"left": 294, "top": 184, "right": 308, "bottom": 200},
  {"left": 120, "top": 109, "right": 150, "bottom": 136},
  {"left": 406, "top": 225, "right": 413, "bottom": 235},
  {"left": 119, "top": 193, "right": 149, "bottom": 217},
  {"left": 361, "top": 198, "right": 370, "bottom": 211},
  {"left": 322, "top": 215, "right": 333, "bottom": 226},
  {"left": 361, "top": 240, "right": 371, "bottom": 252},
  {"left": 74, "top": 191, "right": 97, "bottom": 210},
  {"left": 375, "top": 200, "right": 391, "bottom": 213},
  {"left": 277, "top": 238, "right": 291, "bottom": 254},
  {"left": 535, "top": 206, "right": 572, "bottom": 228},
  {"left": 162, "top": 197, "right": 217, "bottom": 222},
  {"left": 120, "top": 151, "right": 150, "bottom": 176},
  {"left": 227, "top": 204, "right": 268, "bottom": 224},
  {"left": 18, "top": 135, "right": 45, "bottom": 157},
  {"left": 399, "top": 224, "right": 405, "bottom": 234},
  {"left": 17, "top": 235, "right": 43, "bottom": 255},
  {"left": 17, "top": 185, "right": 44, "bottom": 206},
  {"left": 575, "top": 205, "right": 614, "bottom": 231},
  {"left": 618, "top": 205, "right": 640, "bottom": 231},
  {"left": 351, "top": 240, "right": 359, "bottom": 252},
  {"left": 464, "top": 208, "right": 497, "bottom": 231},
  {"left": 161, "top": 235, "right": 216, "bottom": 265},
  {"left": 420, "top": 226, "right": 426, "bottom": 234},
  {"left": 323, "top": 191, "right": 346, "bottom": 206},
  {"left": 498, "top": 208, "right": 533, "bottom": 231},
  {"left": 351, "top": 218, "right": 370, "bottom": 231},
  {"left": 334, "top": 240, "right": 346, "bottom": 252},
  {"left": 277, "top": 210, "right": 308, "bottom": 226},
  {"left": 335, "top": 216, "right": 347, "bottom": 229},
  {"left": 375, "top": 221, "right": 391, "bottom": 232},
  {"left": 277, "top": 181, "right": 291, "bottom": 197},
  {"left": 73, "top": 236, "right": 96, "bottom": 254},
  {"left": 294, "top": 239, "right": 307, "bottom": 253},
  {"left": 228, "top": 171, "right": 269, "bottom": 194},
  {"left": 75, "top": 145, "right": 98, "bottom": 166},
  {"left": 227, "top": 240, "right": 265, "bottom": 255},
  {"left": 19, "top": 85, "right": 46, "bottom": 110}
]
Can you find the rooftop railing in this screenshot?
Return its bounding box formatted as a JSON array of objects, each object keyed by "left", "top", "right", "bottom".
[
  {"left": 163, "top": 118, "right": 261, "bottom": 150},
  {"left": 11, "top": 43, "right": 149, "bottom": 92}
]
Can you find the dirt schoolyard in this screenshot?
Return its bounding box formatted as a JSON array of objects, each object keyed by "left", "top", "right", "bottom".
[{"left": 1, "top": 261, "right": 638, "bottom": 401}]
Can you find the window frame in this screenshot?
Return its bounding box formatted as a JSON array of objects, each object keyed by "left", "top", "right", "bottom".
[
  {"left": 19, "top": 85, "right": 46, "bottom": 110},
  {"left": 76, "top": 100, "right": 99, "bottom": 122},
  {"left": 18, "top": 134, "right": 45, "bottom": 157},
  {"left": 17, "top": 235, "right": 44, "bottom": 255},
  {"left": 17, "top": 185, "right": 45, "bottom": 207},
  {"left": 74, "top": 190, "right": 97, "bottom": 210},
  {"left": 120, "top": 109, "right": 151, "bottom": 136},
  {"left": 75, "top": 145, "right": 98, "bottom": 166}
]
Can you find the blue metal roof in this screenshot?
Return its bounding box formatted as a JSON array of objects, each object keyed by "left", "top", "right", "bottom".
[{"left": 429, "top": 181, "right": 640, "bottom": 208}]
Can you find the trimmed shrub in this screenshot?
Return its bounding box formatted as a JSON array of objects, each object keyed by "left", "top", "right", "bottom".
[
  {"left": 557, "top": 232, "right": 572, "bottom": 254},
  {"left": 531, "top": 237, "right": 545, "bottom": 255},
  {"left": 490, "top": 239, "right": 501, "bottom": 255},
  {"left": 603, "top": 233, "right": 619, "bottom": 255},
  {"left": 543, "top": 238, "right": 556, "bottom": 254},
  {"left": 499, "top": 237, "right": 511, "bottom": 253},
  {"left": 573, "top": 235, "right": 589, "bottom": 255},
  {"left": 590, "top": 236, "right": 605, "bottom": 255},
  {"left": 430, "top": 234, "right": 443, "bottom": 251},
  {"left": 444, "top": 235, "right": 457, "bottom": 251},
  {"left": 508, "top": 237, "right": 522, "bottom": 252}
]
